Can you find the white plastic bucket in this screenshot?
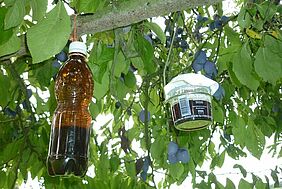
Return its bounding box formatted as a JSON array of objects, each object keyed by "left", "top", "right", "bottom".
[{"left": 164, "top": 73, "right": 219, "bottom": 131}]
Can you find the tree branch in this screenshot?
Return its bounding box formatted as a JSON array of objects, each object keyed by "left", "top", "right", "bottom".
[
  {"left": 0, "top": 0, "right": 222, "bottom": 61},
  {"left": 74, "top": 0, "right": 222, "bottom": 36}
]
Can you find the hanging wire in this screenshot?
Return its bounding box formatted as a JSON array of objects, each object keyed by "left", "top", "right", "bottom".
[{"left": 72, "top": 14, "right": 78, "bottom": 41}]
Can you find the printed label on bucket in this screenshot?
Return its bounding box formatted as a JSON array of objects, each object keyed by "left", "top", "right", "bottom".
[
  {"left": 178, "top": 96, "right": 191, "bottom": 116},
  {"left": 171, "top": 94, "right": 212, "bottom": 127}
]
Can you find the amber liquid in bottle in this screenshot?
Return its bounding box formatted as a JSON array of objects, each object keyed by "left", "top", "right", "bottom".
[{"left": 47, "top": 48, "right": 94, "bottom": 177}]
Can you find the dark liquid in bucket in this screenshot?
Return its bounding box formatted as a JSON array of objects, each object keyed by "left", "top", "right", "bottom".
[
  {"left": 47, "top": 126, "right": 90, "bottom": 176},
  {"left": 171, "top": 98, "right": 212, "bottom": 131}
]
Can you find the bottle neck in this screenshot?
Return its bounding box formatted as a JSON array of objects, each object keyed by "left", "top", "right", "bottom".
[{"left": 69, "top": 52, "right": 87, "bottom": 61}]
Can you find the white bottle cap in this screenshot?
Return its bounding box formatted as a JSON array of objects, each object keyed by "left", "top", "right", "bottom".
[{"left": 69, "top": 41, "right": 87, "bottom": 55}]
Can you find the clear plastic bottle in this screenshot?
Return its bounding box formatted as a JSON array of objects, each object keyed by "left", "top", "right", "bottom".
[{"left": 47, "top": 41, "right": 94, "bottom": 177}]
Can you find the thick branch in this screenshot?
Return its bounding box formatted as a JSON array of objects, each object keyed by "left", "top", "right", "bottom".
[
  {"left": 0, "top": 0, "right": 222, "bottom": 60},
  {"left": 75, "top": 0, "right": 222, "bottom": 36}
]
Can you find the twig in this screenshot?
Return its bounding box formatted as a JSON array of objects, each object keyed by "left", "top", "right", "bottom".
[
  {"left": 110, "top": 29, "right": 122, "bottom": 99},
  {"left": 142, "top": 77, "right": 157, "bottom": 188},
  {"left": 163, "top": 12, "right": 179, "bottom": 87},
  {"left": 144, "top": 78, "right": 150, "bottom": 152},
  {"left": 201, "top": 124, "right": 218, "bottom": 157},
  {"left": 213, "top": 30, "right": 222, "bottom": 63},
  {"left": 61, "top": 0, "right": 77, "bottom": 13},
  {"left": 0, "top": 118, "right": 18, "bottom": 123},
  {"left": 181, "top": 14, "right": 198, "bottom": 48},
  {"left": 10, "top": 111, "right": 27, "bottom": 189},
  {"left": 3, "top": 60, "right": 36, "bottom": 122}
]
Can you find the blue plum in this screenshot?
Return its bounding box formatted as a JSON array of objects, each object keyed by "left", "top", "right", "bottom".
[
  {"left": 115, "top": 101, "right": 121, "bottom": 109},
  {"left": 221, "top": 16, "right": 229, "bottom": 23},
  {"left": 142, "top": 156, "right": 150, "bottom": 173},
  {"left": 144, "top": 34, "right": 153, "bottom": 45},
  {"left": 168, "top": 154, "right": 178, "bottom": 164},
  {"left": 213, "top": 85, "right": 225, "bottom": 101},
  {"left": 140, "top": 171, "right": 147, "bottom": 181},
  {"left": 52, "top": 60, "right": 61, "bottom": 68},
  {"left": 27, "top": 89, "right": 32, "bottom": 99},
  {"left": 204, "top": 61, "right": 218, "bottom": 77},
  {"left": 193, "top": 50, "right": 206, "bottom": 65},
  {"left": 55, "top": 51, "right": 67, "bottom": 62},
  {"left": 139, "top": 110, "right": 151, "bottom": 123},
  {"left": 192, "top": 61, "right": 204, "bottom": 72},
  {"left": 168, "top": 141, "right": 179, "bottom": 155},
  {"left": 4, "top": 108, "right": 17, "bottom": 117},
  {"left": 176, "top": 148, "right": 190, "bottom": 163}
]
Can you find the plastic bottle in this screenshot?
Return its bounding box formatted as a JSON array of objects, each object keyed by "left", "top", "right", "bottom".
[{"left": 47, "top": 41, "right": 94, "bottom": 177}]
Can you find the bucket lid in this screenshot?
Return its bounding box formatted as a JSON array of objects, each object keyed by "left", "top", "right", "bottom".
[
  {"left": 164, "top": 73, "right": 219, "bottom": 100},
  {"left": 69, "top": 41, "right": 87, "bottom": 55}
]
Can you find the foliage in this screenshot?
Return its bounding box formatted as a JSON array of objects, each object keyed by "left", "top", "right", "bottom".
[{"left": 0, "top": 0, "right": 282, "bottom": 188}]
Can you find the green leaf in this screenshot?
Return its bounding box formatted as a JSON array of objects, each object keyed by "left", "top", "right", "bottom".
[
  {"left": 135, "top": 34, "right": 156, "bottom": 74},
  {"left": 89, "top": 44, "right": 114, "bottom": 65},
  {"left": 0, "top": 74, "right": 11, "bottom": 107},
  {"left": 169, "top": 163, "right": 184, "bottom": 180},
  {"left": 4, "top": 0, "right": 25, "bottom": 29},
  {"left": 0, "top": 138, "right": 24, "bottom": 165},
  {"left": 30, "top": 159, "right": 44, "bottom": 179},
  {"left": 210, "top": 151, "right": 225, "bottom": 169},
  {"left": 3, "top": 0, "right": 16, "bottom": 6},
  {"left": 94, "top": 72, "right": 109, "bottom": 100},
  {"left": 255, "top": 180, "right": 267, "bottom": 189},
  {"left": 89, "top": 100, "right": 101, "bottom": 119},
  {"left": 224, "top": 26, "right": 241, "bottom": 45},
  {"left": 233, "top": 164, "right": 247, "bottom": 177},
  {"left": 150, "top": 137, "right": 165, "bottom": 160},
  {"left": 245, "top": 119, "right": 265, "bottom": 159},
  {"left": 125, "top": 161, "right": 136, "bottom": 178},
  {"left": 0, "top": 34, "right": 20, "bottom": 57},
  {"left": 27, "top": 1, "right": 71, "bottom": 63},
  {"left": 271, "top": 169, "right": 280, "bottom": 187},
  {"left": 256, "top": 2, "right": 277, "bottom": 21},
  {"left": 0, "top": 7, "right": 13, "bottom": 46},
  {"left": 0, "top": 171, "right": 6, "bottom": 188},
  {"left": 131, "top": 57, "right": 144, "bottom": 70},
  {"left": 232, "top": 43, "right": 260, "bottom": 90},
  {"left": 71, "top": 0, "right": 105, "bottom": 13},
  {"left": 217, "top": 151, "right": 225, "bottom": 168},
  {"left": 254, "top": 36, "right": 282, "bottom": 84},
  {"left": 31, "top": 60, "right": 54, "bottom": 88},
  {"left": 30, "top": 0, "right": 48, "bottom": 21},
  {"left": 144, "top": 22, "right": 166, "bottom": 44},
  {"left": 226, "top": 178, "right": 236, "bottom": 189},
  {"left": 147, "top": 88, "right": 160, "bottom": 114},
  {"left": 124, "top": 71, "right": 136, "bottom": 89},
  {"left": 232, "top": 116, "right": 246, "bottom": 147},
  {"left": 212, "top": 101, "right": 224, "bottom": 123},
  {"left": 238, "top": 179, "right": 253, "bottom": 189},
  {"left": 110, "top": 155, "right": 120, "bottom": 172},
  {"left": 237, "top": 8, "right": 251, "bottom": 28},
  {"left": 114, "top": 52, "right": 127, "bottom": 77},
  {"left": 7, "top": 171, "right": 16, "bottom": 189}
]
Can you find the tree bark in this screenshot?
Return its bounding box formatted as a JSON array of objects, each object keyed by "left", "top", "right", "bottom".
[
  {"left": 0, "top": 0, "right": 222, "bottom": 60},
  {"left": 75, "top": 0, "right": 222, "bottom": 36}
]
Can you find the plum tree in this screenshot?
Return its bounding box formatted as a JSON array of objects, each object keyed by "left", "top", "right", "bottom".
[{"left": 0, "top": 0, "right": 281, "bottom": 188}]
